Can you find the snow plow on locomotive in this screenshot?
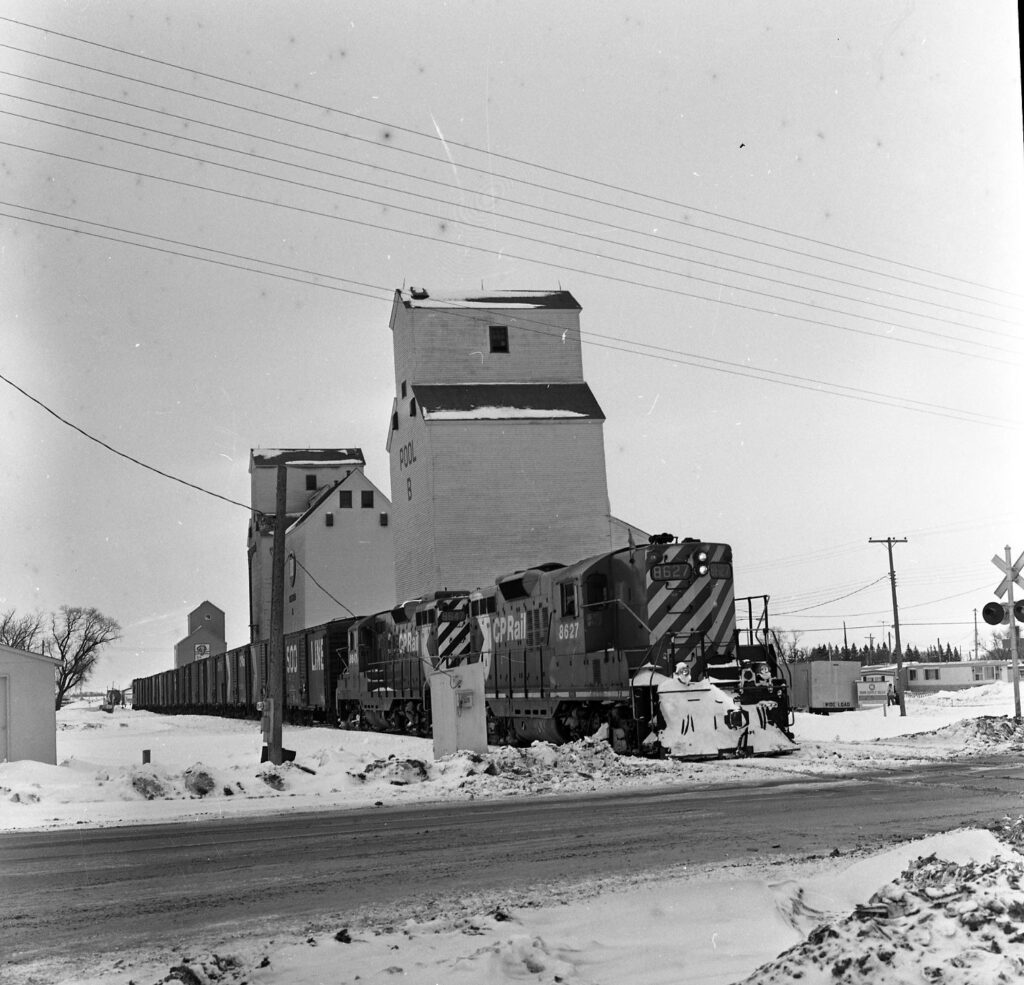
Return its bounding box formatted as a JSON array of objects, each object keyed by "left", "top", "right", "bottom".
[{"left": 334, "top": 536, "right": 796, "bottom": 758}]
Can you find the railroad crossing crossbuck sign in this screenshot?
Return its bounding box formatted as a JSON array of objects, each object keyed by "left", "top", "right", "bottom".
[
  {"left": 984, "top": 550, "right": 1024, "bottom": 627},
  {"left": 993, "top": 550, "right": 1024, "bottom": 598}
]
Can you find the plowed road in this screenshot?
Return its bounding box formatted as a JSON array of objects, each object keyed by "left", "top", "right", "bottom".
[{"left": 3, "top": 760, "right": 1023, "bottom": 965}]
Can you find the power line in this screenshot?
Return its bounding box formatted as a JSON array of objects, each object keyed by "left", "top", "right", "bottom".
[
  {"left": 2, "top": 364, "right": 355, "bottom": 617},
  {"left": 2, "top": 17, "right": 1020, "bottom": 302},
  {"left": 4, "top": 136, "right": 1018, "bottom": 372},
  {"left": 3, "top": 75, "right": 1019, "bottom": 335},
  {"left": 3, "top": 204, "right": 1016, "bottom": 429},
  {"left": 0, "top": 370, "right": 252, "bottom": 512},
  {"left": 5, "top": 112, "right": 1015, "bottom": 361},
  {"left": 293, "top": 558, "right": 355, "bottom": 617},
  {"left": 772, "top": 576, "right": 889, "bottom": 615}
]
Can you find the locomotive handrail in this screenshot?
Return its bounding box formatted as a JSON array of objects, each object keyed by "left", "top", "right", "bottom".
[{"left": 586, "top": 598, "right": 651, "bottom": 634}]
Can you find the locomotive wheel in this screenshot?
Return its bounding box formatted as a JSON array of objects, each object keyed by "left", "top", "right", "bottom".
[
  {"left": 410, "top": 702, "right": 431, "bottom": 737},
  {"left": 555, "top": 702, "right": 602, "bottom": 742},
  {"left": 382, "top": 708, "right": 406, "bottom": 733},
  {"left": 487, "top": 711, "right": 518, "bottom": 747}
]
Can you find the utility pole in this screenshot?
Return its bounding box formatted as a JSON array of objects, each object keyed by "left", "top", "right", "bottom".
[
  {"left": 266, "top": 464, "right": 287, "bottom": 765},
  {"left": 973, "top": 609, "right": 978, "bottom": 660},
  {"left": 870, "top": 537, "right": 907, "bottom": 716}
]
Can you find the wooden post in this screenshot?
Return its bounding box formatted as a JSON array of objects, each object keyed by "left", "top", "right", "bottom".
[{"left": 267, "top": 464, "right": 287, "bottom": 764}]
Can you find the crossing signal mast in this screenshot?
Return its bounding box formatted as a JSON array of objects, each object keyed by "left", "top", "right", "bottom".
[{"left": 983, "top": 546, "right": 1023, "bottom": 724}]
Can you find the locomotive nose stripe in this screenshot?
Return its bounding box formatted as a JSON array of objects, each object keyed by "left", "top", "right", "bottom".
[
  {"left": 649, "top": 580, "right": 734, "bottom": 645},
  {"left": 437, "top": 600, "right": 471, "bottom": 655}
]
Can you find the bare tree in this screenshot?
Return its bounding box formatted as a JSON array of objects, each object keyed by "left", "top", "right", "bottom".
[
  {"left": 983, "top": 628, "right": 1019, "bottom": 660},
  {"left": 770, "top": 627, "right": 807, "bottom": 663},
  {"left": 0, "top": 608, "right": 45, "bottom": 650},
  {"left": 49, "top": 606, "right": 122, "bottom": 710}
]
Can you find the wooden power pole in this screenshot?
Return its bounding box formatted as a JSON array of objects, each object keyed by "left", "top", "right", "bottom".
[
  {"left": 266, "top": 464, "right": 287, "bottom": 764},
  {"left": 870, "top": 536, "right": 907, "bottom": 716}
]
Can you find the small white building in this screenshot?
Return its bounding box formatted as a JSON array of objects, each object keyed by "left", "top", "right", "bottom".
[
  {"left": 859, "top": 660, "right": 1012, "bottom": 698},
  {"left": 0, "top": 644, "right": 59, "bottom": 764},
  {"left": 903, "top": 659, "right": 1010, "bottom": 693}
]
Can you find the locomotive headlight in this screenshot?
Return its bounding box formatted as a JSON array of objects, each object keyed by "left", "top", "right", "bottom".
[{"left": 694, "top": 551, "right": 709, "bottom": 576}]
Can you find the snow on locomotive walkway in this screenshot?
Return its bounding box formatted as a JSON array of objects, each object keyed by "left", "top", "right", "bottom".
[{"left": 3, "top": 681, "right": 1024, "bottom": 984}]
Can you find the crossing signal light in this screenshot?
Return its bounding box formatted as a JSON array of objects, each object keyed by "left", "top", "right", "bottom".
[{"left": 983, "top": 600, "right": 1024, "bottom": 625}]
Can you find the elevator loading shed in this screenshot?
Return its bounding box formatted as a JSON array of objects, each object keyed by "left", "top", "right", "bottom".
[{"left": 0, "top": 644, "right": 59, "bottom": 764}]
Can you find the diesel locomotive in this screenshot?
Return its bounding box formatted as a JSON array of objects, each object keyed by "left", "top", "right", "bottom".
[{"left": 133, "top": 536, "right": 797, "bottom": 758}]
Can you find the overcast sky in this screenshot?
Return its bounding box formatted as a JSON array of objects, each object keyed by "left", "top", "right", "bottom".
[{"left": 1, "top": 1, "right": 1022, "bottom": 687}]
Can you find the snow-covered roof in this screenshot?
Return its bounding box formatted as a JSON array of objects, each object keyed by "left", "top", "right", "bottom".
[
  {"left": 396, "top": 288, "right": 581, "bottom": 310},
  {"left": 250, "top": 448, "right": 365, "bottom": 469},
  {"left": 413, "top": 383, "right": 604, "bottom": 421}
]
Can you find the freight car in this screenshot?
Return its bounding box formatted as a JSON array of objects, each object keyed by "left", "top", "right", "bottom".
[
  {"left": 132, "top": 618, "right": 353, "bottom": 725},
  {"left": 133, "top": 536, "right": 796, "bottom": 758}
]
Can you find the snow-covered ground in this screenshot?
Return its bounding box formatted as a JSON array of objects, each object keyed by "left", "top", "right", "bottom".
[{"left": 3, "top": 682, "right": 1024, "bottom": 984}]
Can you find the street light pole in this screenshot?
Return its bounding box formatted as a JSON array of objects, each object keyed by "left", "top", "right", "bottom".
[{"left": 870, "top": 537, "right": 907, "bottom": 717}]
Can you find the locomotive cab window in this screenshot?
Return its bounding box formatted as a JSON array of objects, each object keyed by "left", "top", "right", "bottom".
[
  {"left": 559, "top": 582, "right": 578, "bottom": 618},
  {"left": 584, "top": 573, "right": 608, "bottom": 606},
  {"left": 471, "top": 596, "right": 497, "bottom": 616}
]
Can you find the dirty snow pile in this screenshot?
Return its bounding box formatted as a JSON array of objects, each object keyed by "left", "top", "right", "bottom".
[{"left": 740, "top": 830, "right": 1024, "bottom": 984}]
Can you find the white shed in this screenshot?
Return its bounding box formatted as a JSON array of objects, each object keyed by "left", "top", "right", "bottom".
[{"left": 0, "top": 644, "right": 59, "bottom": 764}]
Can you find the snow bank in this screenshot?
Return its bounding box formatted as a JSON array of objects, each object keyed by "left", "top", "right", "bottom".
[
  {"left": 741, "top": 830, "right": 1024, "bottom": 984},
  {"left": 2, "top": 682, "right": 1022, "bottom": 832}
]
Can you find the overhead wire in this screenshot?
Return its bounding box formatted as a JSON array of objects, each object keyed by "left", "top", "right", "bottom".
[
  {"left": 772, "top": 576, "right": 889, "bottom": 615},
  {"left": 0, "top": 369, "right": 252, "bottom": 512},
  {"left": 1, "top": 73, "right": 1019, "bottom": 335},
  {"left": 4, "top": 134, "right": 1018, "bottom": 372},
  {"left": 1, "top": 17, "right": 1020, "bottom": 303},
  {"left": 0, "top": 367, "right": 358, "bottom": 616},
  {"left": 2, "top": 203, "right": 1016, "bottom": 428},
  {"left": 293, "top": 558, "right": 356, "bottom": 617}
]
